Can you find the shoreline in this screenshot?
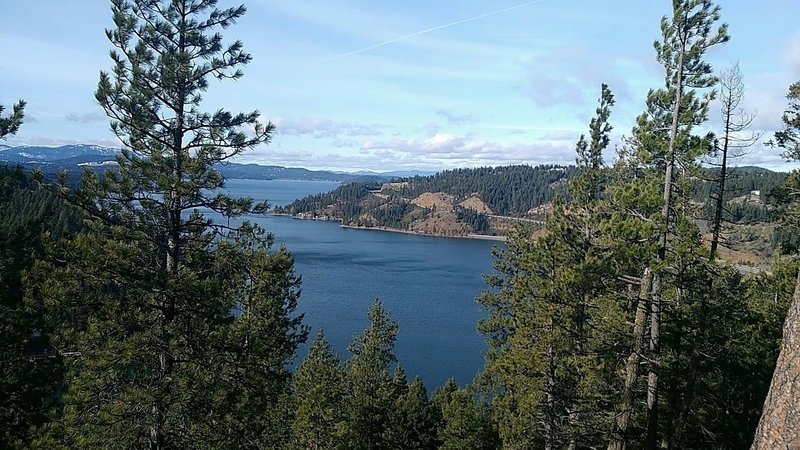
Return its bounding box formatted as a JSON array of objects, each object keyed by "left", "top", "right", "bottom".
[
  {"left": 270, "top": 213, "right": 506, "bottom": 242},
  {"left": 340, "top": 224, "right": 507, "bottom": 242}
]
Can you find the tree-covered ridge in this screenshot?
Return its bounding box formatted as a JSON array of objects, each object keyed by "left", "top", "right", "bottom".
[
  {"left": 276, "top": 162, "right": 787, "bottom": 239},
  {"left": 275, "top": 164, "right": 575, "bottom": 236},
  {"left": 692, "top": 166, "right": 788, "bottom": 223},
  {"left": 393, "top": 164, "right": 577, "bottom": 216}
]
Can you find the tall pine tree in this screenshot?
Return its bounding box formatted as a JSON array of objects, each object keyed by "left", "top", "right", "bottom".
[
  {"left": 477, "top": 85, "right": 617, "bottom": 449},
  {"left": 32, "top": 1, "right": 305, "bottom": 448}
]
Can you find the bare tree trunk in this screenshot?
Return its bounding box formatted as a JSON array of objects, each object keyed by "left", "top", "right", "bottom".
[
  {"left": 711, "top": 62, "right": 759, "bottom": 261},
  {"left": 608, "top": 268, "right": 653, "bottom": 450},
  {"left": 709, "top": 115, "right": 730, "bottom": 261},
  {"left": 751, "top": 269, "right": 800, "bottom": 449}
]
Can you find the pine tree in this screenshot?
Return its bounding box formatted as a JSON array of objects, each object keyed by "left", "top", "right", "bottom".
[
  {"left": 32, "top": 1, "right": 305, "bottom": 448},
  {"left": 291, "top": 331, "right": 346, "bottom": 450},
  {"left": 432, "top": 381, "right": 499, "bottom": 450},
  {"left": 708, "top": 62, "right": 760, "bottom": 260},
  {"left": 615, "top": 2, "right": 728, "bottom": 447},
  {"left": 477, "top": 85, "right": 616, "bottom": 449},
  {"left": 386, "top": 377, "right": 439, "bottom": 450},
  {"left": 0, "top": 100, "right": 25, "bottom": 139},
  {"left": 0, "top": 168, "right": 72, "bottom": 449},
  {"left": 340, "top": 299, "right": 400, "bottom": 450}
]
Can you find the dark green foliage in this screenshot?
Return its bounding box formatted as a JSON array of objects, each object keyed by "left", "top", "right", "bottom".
[
  {"left": 769, "top": 83, "right": 800, "bottom": 254},
  {"left": 372, "top": 201, "right": 419, "bottom": 230},
  {"left": 277, "top": 164, "right": 576, "bottom": 235},
  {"left": 772, "top": 175, "right": 800, "bottom": 253},
  {"left": 338, "top": 299, "right": 400, "bottom": 450},
  {"left": 0, "top": 100, "right": 25, "bottom": 139},
  {"left": 287, "top": 302, "right": 504, "bottom": 450},
  {"left": 30, "top": 1, "right": 305, "bottom": 448},
  {"left": 454, "top": 205, "right": 490, "bottom": 233},
  {"left": 691, "top": 167, "right": 787, "bottom": 224},
  {"left": 572, "top": 83, "right": 614, "bottom": 203},
  {"left": 477, "top": 86, "right": 620, "bottom": 448},
  {"left": 386, "top": 377, "right": 439, "bottom": 450},
  {"left": 0, "top": 166, "right": 81, "bottom": 449},
  {"left": 396, "top": 165, "right": 577, "bottom": 216},
  {"left": 773, "top": 81, "right": 800, "bottom": 161},
  {"left": 290, "top": 331, "right": 346, "bottom": 450},
  {"left": 275, "top": 182, "right": 376, "bottom": 223},
  {"left": 432, "top": 380, "right": 499, "bottom": 450}
]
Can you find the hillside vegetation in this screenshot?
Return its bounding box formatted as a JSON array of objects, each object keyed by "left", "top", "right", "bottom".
[
  {"left": 275, "top": 164, "right": 576, "bottom": 236},
  {"left": 276, "top": 164, "right": 787, "bottom": 241}
]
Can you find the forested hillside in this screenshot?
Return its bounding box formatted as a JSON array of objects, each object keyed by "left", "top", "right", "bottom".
[
  {"left": 0, "top": 166, "right": 82, "bottom": 445},
  {"left": 394, "top": 165, "right": 577, "bottom": 215},
  {"left": 275, "top": 164, "right": 576, "bottom": 236},
  {"left": 277, "top": 163, "right": 788, "bottom": 241},
  {"left": 692, "top": 166, "right": 788, "bottom": 223}
]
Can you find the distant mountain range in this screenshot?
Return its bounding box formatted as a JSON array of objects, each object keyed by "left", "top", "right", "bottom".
[
  {"left": 0, "top": 144, "right": 432, "bottom": 182},
  {"left": 0, "top": 144, "right": 118, "bottom": 164}
]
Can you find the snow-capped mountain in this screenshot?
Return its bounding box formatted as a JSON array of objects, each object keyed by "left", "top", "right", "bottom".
[{"left": 0, "top": 144, "right": 119, "bottom": 165}]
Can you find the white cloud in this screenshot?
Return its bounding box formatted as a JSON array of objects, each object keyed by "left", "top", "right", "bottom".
[
  {"left": 786, "top": 32, "right": 800, "bottom": 77},
  {"left": 273, "top": 117, "right": 384, "bottom": 138},
  {"left": 360, "top": 133, "right": 575, "bottom": 166},
  {"left": 65, "top": 112, "right": 107, "bottom": 123}
]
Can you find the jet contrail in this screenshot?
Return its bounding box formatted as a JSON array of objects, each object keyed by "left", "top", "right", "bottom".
[{"left": 321, "top": 0, "right": 546, "bottom": 62}]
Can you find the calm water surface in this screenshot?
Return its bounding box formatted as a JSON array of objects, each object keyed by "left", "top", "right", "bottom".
[{"left": 225, "top": 178, "right": 498, "bottom": 388}]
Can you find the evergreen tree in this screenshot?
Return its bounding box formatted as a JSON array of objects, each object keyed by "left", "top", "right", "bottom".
[
  {"left": 0, "top": 167, "right": 79, "bottom": 449},
  {"left": 614, "top": 2, "right": 728, "bottom": 447},
  {"left": 0, "top": 100, "right": 25, "bottom": 139},
  {"left": 432, "top": 381, "right": 499, "bottom": 450},
  {"left": 477, "top": 85, "right": 617, "bottom": 449},
  {"left": 32, "top": 1, "right": 304, "bottom": 448},
  {"left": 386, "top": 377, "right": 439, "bottom": 450},
  {"left": 340, "top": 299, "right": 400, "bottom": 450},
  {"left": 708, "top": 62, "right": 760, "bottom": 260},
  {"left": 291, "top": 331, "right": 345, "bottom": 450}
]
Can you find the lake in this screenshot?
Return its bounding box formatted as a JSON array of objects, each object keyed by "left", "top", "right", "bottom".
[{"left": 225, "top": 178, "right": 498, "bottom": 389}]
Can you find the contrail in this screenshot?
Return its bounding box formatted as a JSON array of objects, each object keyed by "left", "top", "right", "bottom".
[{"left": 320, "top": 0, "right": 546, "bottom": 62}]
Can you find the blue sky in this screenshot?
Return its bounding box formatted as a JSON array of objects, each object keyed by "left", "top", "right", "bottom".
[{"left": 1, "top": 0, "right": 799, "bottom": 171}]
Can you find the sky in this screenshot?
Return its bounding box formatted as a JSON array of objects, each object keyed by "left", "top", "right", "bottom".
[{"left": 1, "top": 0, "right": 799, "bottom": 172}]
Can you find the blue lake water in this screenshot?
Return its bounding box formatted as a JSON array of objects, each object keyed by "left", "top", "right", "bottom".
[{"left": 224, "top": 178, "right": 498, "bottom": 389}]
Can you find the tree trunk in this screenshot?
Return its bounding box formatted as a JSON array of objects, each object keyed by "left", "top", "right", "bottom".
[
  {"left": 710, "top": 108, "right": 732, "bottom": 261},
  {"left": 545, "top": 316, "right": 556, "bottom": 450},
  {"left": 646, "top": 274, "right": 662, "bottom": 450},
  {"left": 647, "top": 40, "right": 685, "bottom": 450},
  {"left": 751, "top": 269, "right": 800, "bottom": 449},
  {"left": 608, "top": 268, "right": 653, "bottom": 450}
]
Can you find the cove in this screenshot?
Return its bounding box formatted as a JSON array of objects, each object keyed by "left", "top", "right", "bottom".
[{"left": 225, "top": 178, "right": 499, "bottom": 388}]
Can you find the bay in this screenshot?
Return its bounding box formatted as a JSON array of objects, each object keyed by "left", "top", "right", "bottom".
[{"left": 224, "top": 178, "right": 498, "bottom": 388}]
